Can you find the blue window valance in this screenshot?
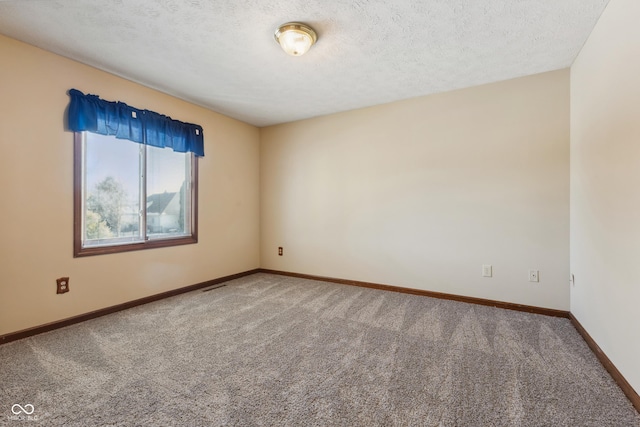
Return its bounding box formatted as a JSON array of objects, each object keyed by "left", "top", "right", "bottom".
[{"left": 68, "top": 89, "right": 204, "bottom": 157}]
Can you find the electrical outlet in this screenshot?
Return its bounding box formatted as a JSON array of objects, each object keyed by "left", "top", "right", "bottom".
[
  {"left": 482, "top": 264, "right": 492, "bottom": 277},
  {"left": 528, "top": 270, "right": 539, "bottom": 282},
  {"left": 56, "top": 277, "right": 70, "bottom": 294},
  {"left": 278, "top": 247, "right": 283, "bottom": 256}
]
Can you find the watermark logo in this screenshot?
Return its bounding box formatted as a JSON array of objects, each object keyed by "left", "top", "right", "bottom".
[
  {"left": 11, "top": 404, "right": 34, "bottom": 415},
  {"left": 8, "top": 404, "right": 38, "bottom": 422}
]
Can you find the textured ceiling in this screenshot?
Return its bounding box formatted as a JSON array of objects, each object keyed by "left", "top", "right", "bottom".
[{"left": 0, "top": 0, "right": 609, "bottom": 127}]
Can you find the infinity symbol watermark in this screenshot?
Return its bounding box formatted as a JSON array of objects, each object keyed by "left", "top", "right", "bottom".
[{"left": 11, "top": 404, "right": 35, "bottom": 415}]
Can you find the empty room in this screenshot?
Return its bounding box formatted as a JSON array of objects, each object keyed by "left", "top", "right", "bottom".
[{"left": 0, "top": 0, "right": 639, "bottom": 425}]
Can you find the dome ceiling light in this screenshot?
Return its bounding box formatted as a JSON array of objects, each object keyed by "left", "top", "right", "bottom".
[{"left": 274, "top": 22, "right": 317, "bottom": 56}]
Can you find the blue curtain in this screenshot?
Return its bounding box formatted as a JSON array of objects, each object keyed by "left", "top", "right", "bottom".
[{"left": 68, "top": 89, "right": 204, "bottom": 157}]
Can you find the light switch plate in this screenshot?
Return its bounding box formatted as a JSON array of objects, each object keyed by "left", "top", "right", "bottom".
[{"left": 482, "top": 264, "right": 492, "bottom": 277}]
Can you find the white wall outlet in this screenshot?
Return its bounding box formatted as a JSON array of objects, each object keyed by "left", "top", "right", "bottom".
[
  {"left": 482, "top": 264, "right": 492, "bottom": 277},
  {"left": 529, "top": 270, "right": 539, "bottom": 282}
]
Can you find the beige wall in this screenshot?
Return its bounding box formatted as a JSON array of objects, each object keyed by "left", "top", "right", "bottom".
[
  {"left": 261, "top": 70, "right": 570, "bottom": 310},
  {"left": 0, "top": 35, "right": 261, "bottom": 336},
  {"left": 570, "top": 0, "right": 640, "bottom": 393}
]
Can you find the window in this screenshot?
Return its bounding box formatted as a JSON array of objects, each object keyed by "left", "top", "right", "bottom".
[
  {"left": 74, "top": 132, "right": 198, "bottom": 256},
  {"left": 68, "top": 88, "right": 203, "bottom": 256}
]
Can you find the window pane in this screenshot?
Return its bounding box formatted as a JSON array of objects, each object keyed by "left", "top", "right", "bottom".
[
  {"left": 146, "top": 145, "right": 191, "bottom": 239},
  {"left": 75, "top": 132, "right": 197, "bottom": 257},
  {"left": 84, "top": 134, "right": 142, "bottom": 246}
]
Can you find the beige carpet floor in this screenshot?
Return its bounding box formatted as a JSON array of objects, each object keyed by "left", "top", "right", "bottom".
[{"left": 1, "top": 273, "right": 638, "bottom": 426}]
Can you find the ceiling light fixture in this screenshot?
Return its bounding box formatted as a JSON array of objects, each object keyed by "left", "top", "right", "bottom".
[{"left": 274, "top": 22, "right": 317, "bottom": 56}]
